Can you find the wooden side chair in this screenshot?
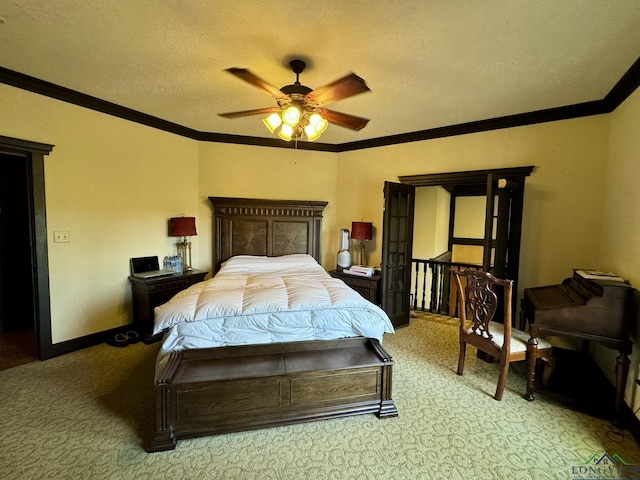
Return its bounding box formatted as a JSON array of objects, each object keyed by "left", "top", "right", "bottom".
[{"left": 452, "top": 269, "right": 553, "bottom": 401}]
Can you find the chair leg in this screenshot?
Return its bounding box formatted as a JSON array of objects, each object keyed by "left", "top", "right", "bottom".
[
  {"left": 457, "top": 340, "right": 467, "bottom": 375},
  {"left": 494, "top": 360, "right": 510, "bottom": 401}
]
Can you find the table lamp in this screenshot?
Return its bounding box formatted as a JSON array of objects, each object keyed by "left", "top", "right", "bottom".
[
  {"left": 169, "top": 216, "right": 197, "bottom": 270},
  {"left": 351, "top": 221, "right": 372, "bottom": 266}
]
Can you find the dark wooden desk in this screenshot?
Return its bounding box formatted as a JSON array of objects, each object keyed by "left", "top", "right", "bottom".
[
  {"left": 129, "top": 269, "right": 207, "bottom": 338},
  {"left": 521, "top": 273, "right": 635, "bottom": 427}
]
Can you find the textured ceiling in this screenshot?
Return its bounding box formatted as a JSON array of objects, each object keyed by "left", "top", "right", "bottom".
[{"left": 1, "top": 1, "right": 640, "bottom": 144}]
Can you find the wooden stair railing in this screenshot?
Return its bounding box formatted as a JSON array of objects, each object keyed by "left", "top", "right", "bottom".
[{"left": 411, "top": 253, "right": 482, "bottom": 316}]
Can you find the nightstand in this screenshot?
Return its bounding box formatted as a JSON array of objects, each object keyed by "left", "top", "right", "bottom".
[
  {"left": 329, "top": 269, "right": 382, "bottom": 305},
  {"left": 129, "top": 269, "right": 207, "bottom": 339}
]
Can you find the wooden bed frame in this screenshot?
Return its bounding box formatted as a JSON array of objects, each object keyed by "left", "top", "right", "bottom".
[{"left": 147, "top": 197, "right": 397, "bottom": 452}]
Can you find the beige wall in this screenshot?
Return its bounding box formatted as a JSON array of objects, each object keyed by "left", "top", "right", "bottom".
[
  {"left": 1, "top": 84, "right": 199, "bottom": 342},
  {"left": 336, "top": 116, "right": 610, "bottom": 297},
  {"left": 4, "top": 81, "right": 640, "bottom": 415},
  {"left": 601, "top": 87, "right": 640, "bottom": 287},
  {"left": 595, "top": 87, "right": 640, "bottom": 411},
  {"left": 1, "top": 82, "right": 611, "bottom": 341},
  {"left": 197, "top": 142, "right": 338, "bottom": 269},
  {"left": 412, "top": 186, "right": 450, "bottom": 306},
  {"left": 413, "top": 187, "right": 440, "bottom": 260},
  {"left": 451, "top": 195, "right": 486, "bottom": 265}
]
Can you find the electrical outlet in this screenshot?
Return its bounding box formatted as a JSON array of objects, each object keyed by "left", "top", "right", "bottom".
[{"left": 53, "top": 231, "right": 69, "bottom": 243}]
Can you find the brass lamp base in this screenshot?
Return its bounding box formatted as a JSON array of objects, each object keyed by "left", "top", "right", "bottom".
[{"left": 176, "top": 237, "right": 193, "bottom": 270}]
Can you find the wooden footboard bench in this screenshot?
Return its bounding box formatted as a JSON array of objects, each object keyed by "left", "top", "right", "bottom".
[{"left": 147, "top": 337, "right": 397, "bottom": 452}]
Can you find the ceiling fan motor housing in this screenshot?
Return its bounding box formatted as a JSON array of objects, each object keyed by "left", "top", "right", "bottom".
[{"left": 281, "top": 84, "right": 313, "bottom": 96}]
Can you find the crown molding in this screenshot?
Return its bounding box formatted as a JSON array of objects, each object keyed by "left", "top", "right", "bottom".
[{"left": 2, "top": 57, "right": 639, "bottom": 153}]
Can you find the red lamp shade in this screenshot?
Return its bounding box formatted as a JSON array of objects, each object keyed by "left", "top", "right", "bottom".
[
  {"left": 169, "top": 217, "right": 197, "bottom": 237},
  {"left": 351, "top": 221, "right": 372, "bottom": 241}
]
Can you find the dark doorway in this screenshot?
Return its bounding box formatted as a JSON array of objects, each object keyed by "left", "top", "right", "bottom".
[
  {"left": 1, "top": 153, "right": 36, "bottom": 331},
  {"left": 0, "top": 135, "right": 54, "bottom": 365},
  {"left": 0, "top": 152, "right": 37, "bottom": 369},
  {"left": 399, "top": 166, "right": 534, "bottom": 326}
]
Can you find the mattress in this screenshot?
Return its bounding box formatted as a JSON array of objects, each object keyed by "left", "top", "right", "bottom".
[{"left": 153, "top": 254, "right": 394, "bottom": 375}]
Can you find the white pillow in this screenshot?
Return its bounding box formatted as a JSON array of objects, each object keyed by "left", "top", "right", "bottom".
[{"left": 219, "top": 254, "right": 321, "bottom": 275}]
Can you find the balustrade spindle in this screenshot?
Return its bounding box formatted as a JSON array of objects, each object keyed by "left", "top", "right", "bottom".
[{"left": 410, "top": 255, "right": 481, "bottom": 316}]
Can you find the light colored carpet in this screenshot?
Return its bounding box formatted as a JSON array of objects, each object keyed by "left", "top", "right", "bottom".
[{"left": 1, "top": 313, "right": 639, "bottom": 479}]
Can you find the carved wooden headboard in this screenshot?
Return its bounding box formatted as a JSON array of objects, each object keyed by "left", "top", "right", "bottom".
[{"left": 208, "top": 197, "right": 328, "bottom": 272}]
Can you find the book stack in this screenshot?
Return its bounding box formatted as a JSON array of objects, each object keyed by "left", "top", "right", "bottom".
[
  {"left": 575, "top": 269, "right": 626, "bottom": 283},
  {"left": 343, "top": 265, "right": 376, "bottom": 277}
]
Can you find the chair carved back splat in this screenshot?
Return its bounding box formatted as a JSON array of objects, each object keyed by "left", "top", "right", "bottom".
[
  {"left": 452, "top": 268, "right": 552, "bottom": 401},
  {"left": 464, "top": 272, "right": 508, "bottom": 345}
]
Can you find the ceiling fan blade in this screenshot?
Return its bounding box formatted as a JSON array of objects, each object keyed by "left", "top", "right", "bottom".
[
  {"left": 307, "top": 73, "right": 370, "bottom": 106},
  {"left": 320, "top": 109, "right": 370, "bottom": 131},
  {"left": 226, "top": 68, "right": 286, "bottom": 99},
  {"left": 218, "top": 107, "right": 276, "bottom": 119}
]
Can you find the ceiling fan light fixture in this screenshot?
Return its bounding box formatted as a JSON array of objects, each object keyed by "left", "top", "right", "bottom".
[
  {"left": 308, "top": 113, "right": 322, "bottom": 126},
  {"left": 263, "top": 113, "right": 282, "bottom": 133},
  {"left": 282, "top": 106, "right": 301, "bottom": 127},
  {"left": 304, "top": 113, "right": 329, "bottom": 141},
  {"left": 278, "top": 124, "right": 294, "bottom": 141},
  {"left": 309, "top": 113, "right": 328, "bottom": 134},
  {"left": 304, "top": 124, "right": 321, "bottom": 141},
  {"left": 221, "top": 58, "right": 370, "bottom": 143}
]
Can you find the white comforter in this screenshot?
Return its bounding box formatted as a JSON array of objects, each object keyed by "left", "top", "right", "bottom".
[{"left": 154, "top": 254, "right": 394, "bottom": 375}]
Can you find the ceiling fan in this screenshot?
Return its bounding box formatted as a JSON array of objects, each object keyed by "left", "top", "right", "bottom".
[{"left": 218, "top": 59, "right": 371, "bottom": 142}]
